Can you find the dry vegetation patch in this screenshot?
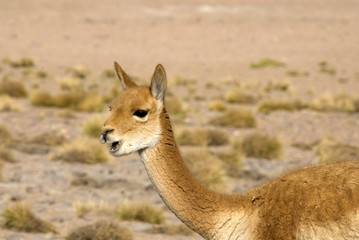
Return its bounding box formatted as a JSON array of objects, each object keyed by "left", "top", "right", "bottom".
[
  {"left": 0, "top": 78, "right": 27, "bottom": 98},
  {"left": 51, "top": 137, "right": 109, "bottom": 164},
  {"left": 250, "top": 58, "right": 285, "bottom": 69},
  {"left": 208, "top": 100, "right": 227, "bottom": 112},
  {"left": 224, "top": 87, "right": 257, "bottom": 104},
  {"left": 183, "top": 149, "right": 227, "bottom": 192},
  {"left": 165, "top": 96, "right": 186, "bottom": 119},
  {"left": 0, "top": 96, "right": 22, "bottom": 112},
  {"left": 238, "top": 133, "right": 282, "bottom": 159},
  {"left": 214, "top": 150, "right": 243, "bottom": 178},
  {"left": 66, "top": 220, "right": 133, "bottom": 240},
  {"left": 313, "top": 138, "right": 359, "bottom": 164},
  {"left": 4, "top": 57, "right": 35, "bottom": 68},
  {"left": 310, "top": 93, "right": 359, "bottom": 113},
  {"left": 117, "top": 202, "right": 165, "bottom": 224},
  {"left": 82, "top": 115, "right": 108, "bottom": 138},
  {"left": 209, "top": 109, "right": 256, "bottom": 128},
  {"left": 258, "top": 100, "right": 309, "bottom": 114},
  {"left": 30, "top": 90, "right": 104, "bottom": 112},
  {"left": 1, "top": 202, "right": 57, "bottom": 233},
  {"left": 145, "top": 223, "right": 194, "bottom": 236}
]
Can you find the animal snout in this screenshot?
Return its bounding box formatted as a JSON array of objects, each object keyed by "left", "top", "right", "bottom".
[{"left": 100, "top": 127, "right": 114, "bottom": 144}]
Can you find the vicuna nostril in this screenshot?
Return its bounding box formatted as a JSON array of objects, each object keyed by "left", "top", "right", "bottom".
[{"left": 100, "top": 128, "right": 114, "bottom": 144}]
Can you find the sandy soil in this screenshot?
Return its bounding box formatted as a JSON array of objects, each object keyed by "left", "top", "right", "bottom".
[{"left": 0, "top": 0, "right": 359, "bottom": 239}]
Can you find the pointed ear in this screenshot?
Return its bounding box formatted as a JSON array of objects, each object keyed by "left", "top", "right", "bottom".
[
  {"left": 150, "top": 64, "right": 167, "bottom": 102},
  {"left": 114, "top": 62, "right": 138, "bottom": 90}
]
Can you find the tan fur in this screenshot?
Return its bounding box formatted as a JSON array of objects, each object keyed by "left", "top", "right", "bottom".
[{"left": 101, "top": 63, "right": 359, "bottom": 240}]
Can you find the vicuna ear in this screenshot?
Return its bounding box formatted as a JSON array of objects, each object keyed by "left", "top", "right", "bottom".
[
  {"left": 150, "top": 64, "right": 167, "bottom": 102},
  {"left": 114, "top": 62, "right": 138, "bottom": 90}
]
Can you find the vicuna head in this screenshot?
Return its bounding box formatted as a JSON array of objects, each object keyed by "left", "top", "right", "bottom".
[{"left": 100, "top": 62, "right": 167, "bottom": 156}]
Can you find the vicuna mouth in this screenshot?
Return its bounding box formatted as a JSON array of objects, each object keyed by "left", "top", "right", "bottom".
[{"left": 110, "top": 141, "right": 121, "bottom": 153}]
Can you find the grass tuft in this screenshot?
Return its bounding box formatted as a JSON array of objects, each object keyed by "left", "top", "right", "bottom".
[
  {"left": 68, "top": 65, "right": 90, "bottom": 79},
  {"left": 0, "top": 96, "right": 22, "bottom": 112},
  {"left": 82, "top": 115, "right": 107, "bottom": 138},
  {"left": 250, "top": 58, "right": 285, "bottom": 69},
  {"left": 145, "top": 224, "right": 194, "bottom": 236},
  {"left": 165, "top": 96, "right": 186, "bottom": 119},
  {"left": 66, "top": 220, "right": 133, "bottom": 240},
  {"left": 117, "top": 202, "right": 165, "bottom": 224},
  {"left": 176, "top": 128, "right": 208, "bottom": 146},
  {"left": 1, "top": 202, "right": 57, "bottom": 233},
  {"left": 209, "top": 109, "right": 256, "bottom": 128},
  {"left": 214, "top": 149, "right": 242, "bottom": 177},
  {"left": 51, "top": 137, "right": 109, "bottom": 164},
  {"left": 7, "top": 58, "right": 35, "bottom": 68},
  {"left": 208, "top": 100, "right": 227, "bottom": 112},
  {"left": 224, "top": 88, "right": 257, "bottom": 104},
  {"left": 183, "top": 149, "right": 227, "bottom": 192},
  {"left": 309, "top": 93, "right": 359, "bottom": 113},
  {"left": 239, "top": 133, "right": 282, "bottom": 159},
  {"left": 318, "top": 61, "right": 336, "bottom": 75},
  {"left": 258, "top": 100, "right": 308, "bottom": 114},
  {"left": 0, "top": 79, "right": 27, "bottom": 97},
  {"left": 30, "top": 90, "right": 104, "bottom": 112},
  {"left": 313, "top": 138, "right": 359, "bottom": 164}
]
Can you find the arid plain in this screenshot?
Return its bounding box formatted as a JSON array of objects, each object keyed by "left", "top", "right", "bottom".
[{"left": 0, "top": 0, "right": 359, "bottom": 239}]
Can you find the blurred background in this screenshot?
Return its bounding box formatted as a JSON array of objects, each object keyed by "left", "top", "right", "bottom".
[{"left": 0, "top": 0, "right": 358, "bottom": 239}]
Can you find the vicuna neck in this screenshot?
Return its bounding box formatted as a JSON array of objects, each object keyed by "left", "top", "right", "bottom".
[{"left": 140, "top": 109, "right": 255, "bottom": 240}]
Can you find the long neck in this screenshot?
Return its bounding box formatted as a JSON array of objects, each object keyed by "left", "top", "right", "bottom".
[{"left": 140, "top": 109, "right": 255, "bottom": 239}]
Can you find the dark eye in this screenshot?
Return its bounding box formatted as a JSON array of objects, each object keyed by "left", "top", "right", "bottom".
[
  {"left": 108, "top": 106, "right": 112, "bottom": 112},
  {"left": 133, "top": 110, "right": 148, "bottom": 118}
]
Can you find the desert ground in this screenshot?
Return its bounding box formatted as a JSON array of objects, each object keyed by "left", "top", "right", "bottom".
[{"left": 0, "top": 0, "right": 359, "bottom": 239}]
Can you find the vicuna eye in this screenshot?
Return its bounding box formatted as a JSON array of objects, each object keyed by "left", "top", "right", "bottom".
[{"left": 133, "top": 110, "right": 148, "bottom": 118}]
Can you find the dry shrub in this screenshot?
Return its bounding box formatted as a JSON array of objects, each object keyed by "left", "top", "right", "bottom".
[
  {"left": 30, "top": 90, "right": 104, "bottom": 112},
  {"left": 214, "top": 150, "right": 242, "bottom": 177},
  {"left": 264, "top": 81, "right": 291, "bottom": 92},
  {"left": 176, "top": 128, "right": 229, "bottom": 146},
  {"left": 0, "top": 146, "right": 15, "bottom": 163},
  {"left": 165, "top": 96, "right": 186, "bottom": 119},
  {"left": 0, "top": 161, "right": 3, "bottom": 180},
  {"left": 7, "top": 58, "right": 35, "bottom": 68},
  {"left": 1, "top": 202, "right": 57, "bottom": 233},
  {"left": 206, "top": 129, "right": 230, "bottom": 146},
  {"left": 176, "top": 128, "right": 208, "bottom": 146},
  {"left": 239, "top": 133, "right": 282, "bottom": 159},
  {"left": 210, "top": 109, "right": 256, "bottom": 128},
  {"left": 169, "top": 76, "right": 197, "bottom": 86},
  {"left": 258, "top": 100, "right": 308, "bottom": 114},
  {"left": 24, "top": 132, "right": 67, "bottom": 146},
  {"left": 66, "top": 220, "right": 133, "bottom": 240},
  {"left": 318, "top": 61, "right": 336, "bottom": 75},
  {"left": 0, "top": 79, "right": 27, "bottom": 97},
  {"left": 117, "top": 202, "right": 164, "bottom": 224},
  {"left": 0, "top": 125, "right": 13, "bottom": 146},
  {"left": 183, "top": 149, "right": 227, "bottom": 192},
  {"left": 76, "top": 92, "right": 103, "bottom": 112},
  {"left": 250, "top": 58, "right": 285, "bottom": 69},
  {"left": 73, "top": 200, "right": 108, "bottom": 218},
  {"left": 146, "top": 223, "right": 194, "bottom": 236},
  {"left": 30, "top": 91, "right": 54, "bottom": 106},
  {"left": 208, "top": 100, "right": 226, "bottom": 112},
  {"left": 68, "top": 65, "right": 90, "bottom": 79},
  {"left": 0, "top": 96, "right": 22, "bottom": 112},
  {"left": 102, "top": 69, "right": 116, "bottom": 78},
  {"left": 51, "top": 137, "right": 109, "bottom": 164},
  {"left": 313, "top": 138, "right": 359, "bottom": 164},
  {"left": 57, "top": 76, "right": 83, "bottom": 91},
  {"left": 82, "top": 115, "right": 107, "bottom": 138},
  {"left": 310, "top": 93, "right": 359, "bottom": 113},
  {"left": 224, "top": 88, "right": 257, "bottom": 104}
]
